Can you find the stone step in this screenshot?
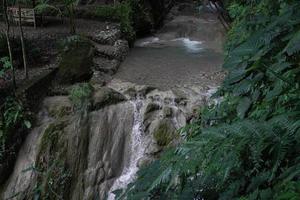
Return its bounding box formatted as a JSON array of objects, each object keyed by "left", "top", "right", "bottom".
[{"left": 93, "top": 57, "right": 120, "bottom": 75}]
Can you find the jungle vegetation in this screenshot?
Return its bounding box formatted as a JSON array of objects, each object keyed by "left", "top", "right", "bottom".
[{"left": 116, "top": 0, "right": 300, "bottom": 199}]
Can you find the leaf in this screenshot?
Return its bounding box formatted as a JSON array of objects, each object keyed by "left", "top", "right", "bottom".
[
  {"left": 283, "top": 29, "right": 300, "bottom": 55},
  {"left": 237, "top": 97, "right": 252, "bottom": 119},
  {"left": 24, "top": 120, "right": 32, "bottom": 129}
]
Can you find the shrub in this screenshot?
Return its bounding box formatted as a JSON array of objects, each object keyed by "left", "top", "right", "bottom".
[{"left": 69, "top": 83, "right": 93, "bottom": 110}]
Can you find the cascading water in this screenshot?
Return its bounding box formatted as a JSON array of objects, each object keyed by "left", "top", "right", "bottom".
[{"left": 107, "top": 94, "right": 146, "bottom": 200}]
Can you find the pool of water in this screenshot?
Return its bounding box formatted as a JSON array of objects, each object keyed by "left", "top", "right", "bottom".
[{"left": 113, "top": 5, "right": 226, "bottom": 90}]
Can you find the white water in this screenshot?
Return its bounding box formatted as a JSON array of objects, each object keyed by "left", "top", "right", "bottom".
[
  {"left": 107, "top": 95, "right": 146, "bottom": 200},
  {"left": 136, "top": 37, "right": 161, "bottom": 47},
  {"left": 172, "top": 38, "right": 203, "bottom": 53}
]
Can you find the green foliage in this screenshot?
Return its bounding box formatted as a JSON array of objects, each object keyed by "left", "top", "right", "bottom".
[
  {"left": 34, "top": 0, "right": 62, "bottom": 15},
  {"left": 59, "top": 35, "right": 87, "bottom": 52},
  {"left": 91, "top": 1, "right": 136, "bottom": 42},
  {"left": 35, "top": 0, "right": 76, "bottom": 33},
  {"left": 69, "top": 83, "right": 93, "bottom": 110},
  {"left": 0, "top": 57, "right": 12, "bottom": 78},
  {"left": 118, "top": 0, "right": 300, "bottom": 199},
  {"left": 0, "top": 97, "right": 31, "bottom": 160}
]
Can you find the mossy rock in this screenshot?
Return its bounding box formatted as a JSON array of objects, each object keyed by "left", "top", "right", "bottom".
[
  {"left": 56, "top": 37, "right": 94, "bottom": 84},
  {"left": 153, "top": 119, "right": 178, "bottom": 147}
]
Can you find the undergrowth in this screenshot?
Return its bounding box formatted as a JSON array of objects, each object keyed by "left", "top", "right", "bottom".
[{"left": 116, "top": 0, "right": 300, "bottom": 199}]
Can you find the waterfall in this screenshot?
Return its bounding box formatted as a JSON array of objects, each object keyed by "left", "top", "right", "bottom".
[{"left": 107, "top": 94, "right": 145, "bottom": 200}]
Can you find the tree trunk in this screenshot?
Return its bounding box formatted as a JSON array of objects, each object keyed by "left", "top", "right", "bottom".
[
  {"left": 68, "top": 4, "right": 76, "bottom": 34},
  {"left": 18, "top": 4, "right": 28, "bottom": 79},
  {"left": 2, "top": 0, "right": 16, "bottom": 90}
]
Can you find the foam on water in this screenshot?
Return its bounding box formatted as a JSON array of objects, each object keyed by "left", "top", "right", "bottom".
[
  {"left": 135, "top": 37, "right": 160, "bottom": 47},
  {"left": 172, "top": 38, "right": 203, "bottom": 53}
]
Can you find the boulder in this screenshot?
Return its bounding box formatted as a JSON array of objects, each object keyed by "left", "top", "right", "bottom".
[
  {"left": 145, "top": 102, "right": 161, "bottom": 114},
  {"left": 94, "top": 40, "right": 129, "bottom": 61},
  {"left": 92, "top": 87, "right": 126, "bottom": 110},
  {"left": 93, "top": 57, "right": 120, "bottom": 75},
  {"left": 56, "top": 38, "right": 94, "bottom": 84},
  {"left": 92, "top": 28, "right": 121, "bottom": 45}
]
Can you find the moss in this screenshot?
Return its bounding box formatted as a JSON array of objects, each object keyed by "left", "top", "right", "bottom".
[
  {"left": 39, "top": 121, "right": 66, "bottom": 153},
  {"left": 36, "top": 120, "right": 71, "bottom": 199},
  {"left": 153, "top": 120, "right": 178, "bottom": 146}
]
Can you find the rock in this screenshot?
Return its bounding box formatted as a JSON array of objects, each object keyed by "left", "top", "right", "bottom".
[
  {"left": 97, "top": 168, "right": 105, "bottom": 184},
  {"left": 144, "top": 140, "right": 162, "bottom": 155},
  {"left": 143, "top": 104, "right": 161, "bottom": 130},
  {"left": 90, "top": 71, "right": 112, "bottom": 86},
  {"left": 43, "top": 96, "right": 72, "bottom": 118},
  {"left": 93, "top": 57, "right": 120, "bottom": 75},
  {"left": 56, "top": 38, "right": 94, "bottom": 84},
  {"left": 139, "top": 86, "right": 156, "bottom": 96},
  {"left": 85, "top": 168, "right": 97, "bottom": 187},
  {"left": 145, "top": 102, "right": 161, "bottom": 114},
  {"left": 172, "top": 88, "right": 188, "bottom": 104},
  {"left": 93, "top": 40, "right": 129, "bottom": 61},
  {"left": 163, "top": 106, "right": 173, "bottom": 118},
  {"left": 92, "top": 28, "right": 121, "bottom": 45},
  {"left": 137, "top": 157, "right": 154, "bottom": 168},
  {"left": 92, "top": 87, "right": 126, "bottom": 110},
  {"left": 124, "top": 87, "right": 137, "bottom": 99}
]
